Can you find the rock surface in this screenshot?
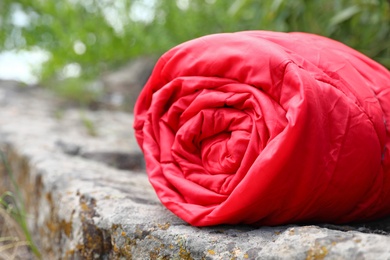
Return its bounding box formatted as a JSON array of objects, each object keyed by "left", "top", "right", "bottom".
[
  {"left": 1, "top": 80, "right": 390, "bottom": 259},
  {"left": 101, "top": 57, "right": 156, "bottom": 111}
]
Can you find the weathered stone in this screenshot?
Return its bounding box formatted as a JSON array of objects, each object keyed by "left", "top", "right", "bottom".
[
  {"left": 101, "top": 57, "right": 156, "bottom": 111},
  {"left": 1, "top": 81, "right": 390, "bottom": 259}
]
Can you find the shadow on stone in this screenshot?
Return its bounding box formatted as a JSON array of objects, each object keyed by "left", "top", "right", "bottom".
[
  {"left": 81, "top": 151, "right": 145, "bottom": 171},
  {"left": 56, "top": 140, "right": 145, "bottom": 171},
  {"left": 317, "top": 217, "right": 390, "bottom": 235}
]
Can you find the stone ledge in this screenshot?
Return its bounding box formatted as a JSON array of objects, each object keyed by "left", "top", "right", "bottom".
[{"left": 1, "top": 81, "right": 390, "bottom": 259}]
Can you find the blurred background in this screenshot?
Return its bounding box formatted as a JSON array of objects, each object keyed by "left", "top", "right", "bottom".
[{"left": 0, "top": 0, "right": 389, "bottom": 108}]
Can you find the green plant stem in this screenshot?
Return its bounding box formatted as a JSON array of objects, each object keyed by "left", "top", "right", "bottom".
[{"left": 0, "top": 149, "right": 41, "bottom": 259}]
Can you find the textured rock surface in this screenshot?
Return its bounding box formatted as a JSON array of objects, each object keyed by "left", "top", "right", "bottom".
[{"left": 1, "top": 81, "right": 390, "bottom": 259}]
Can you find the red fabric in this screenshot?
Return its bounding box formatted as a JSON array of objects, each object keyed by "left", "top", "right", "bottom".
[{"left": 134, "top": 31, "right": 390, "bottom": 226}]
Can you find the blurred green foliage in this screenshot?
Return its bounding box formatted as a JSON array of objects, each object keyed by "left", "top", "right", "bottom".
[{"left": 0, "top": 0, "right": 389, "bottom": 84}]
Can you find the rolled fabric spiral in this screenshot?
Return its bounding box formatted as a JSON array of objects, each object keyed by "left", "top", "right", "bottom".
[{"left": 134, "top": 31, "right": 390, "bottom": 226}]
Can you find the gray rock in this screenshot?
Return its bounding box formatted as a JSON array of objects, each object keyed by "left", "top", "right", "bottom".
[
  {"left": 1, "top": 82, "right": 390, "bottom": 259},
  {"left": 101, "top": 57, "right": 156, "bottom": 111}
]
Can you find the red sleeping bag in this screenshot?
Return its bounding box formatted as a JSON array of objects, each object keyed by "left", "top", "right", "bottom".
[{"left": 134, "top": 31, "right": 390, "bottom": 226}]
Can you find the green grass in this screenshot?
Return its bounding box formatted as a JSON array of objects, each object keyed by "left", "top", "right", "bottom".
[
  {"left": 0, "top": 204, "right": 31, "bottom": 258},
  {"left": 0, "top": 150, "right": 41, "bottom": 259}
]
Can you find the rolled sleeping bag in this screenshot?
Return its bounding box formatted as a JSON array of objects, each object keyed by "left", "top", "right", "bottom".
[{"left": 134, "top": 31, "right": 390, "bottom": 226}]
